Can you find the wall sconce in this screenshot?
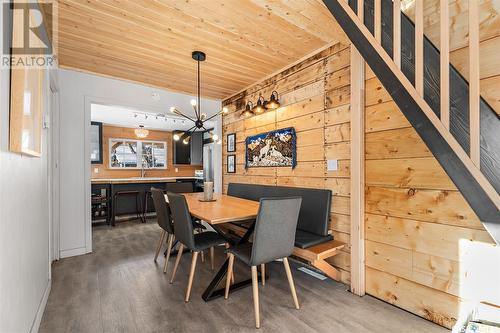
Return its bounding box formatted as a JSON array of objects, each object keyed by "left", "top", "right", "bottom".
[
  {"left": 242, "top": 101, "right": 255, "bottom": 117},
  {"left": 264, "top": 91, "right": 280, "bottom": 110},
  {"left": 253, "top": 95, "right": 266, "bottom": 114}
]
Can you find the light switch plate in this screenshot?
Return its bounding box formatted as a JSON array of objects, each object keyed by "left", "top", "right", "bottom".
[{"left": 327, "top": 159, "right": 338, "bottom": 171}]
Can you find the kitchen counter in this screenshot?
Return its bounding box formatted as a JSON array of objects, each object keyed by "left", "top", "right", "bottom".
[{"left": 91, "top": 176, "right": 203, "bottom": 184}]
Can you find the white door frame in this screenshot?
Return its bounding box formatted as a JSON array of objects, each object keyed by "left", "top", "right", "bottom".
[
  {"left": 49, "top": 70, "right": 60, "bottom": 262},
  {"left": 83, "top": 96, "right": 176, "bottom": 253}
]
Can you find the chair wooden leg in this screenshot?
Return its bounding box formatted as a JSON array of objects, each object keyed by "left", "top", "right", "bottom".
[
  {"left": 251, "top": 266, "right": 260, "bottom": 329},
  {"left": 185, "top": 251, "right": 199, "bottom": 302},
  {"left": 170, "top": 244, "right": 184, "bottom": 284},
  {"left": 224, "top": 253, "right": 235, "bottom": 299},
  {"left": 210, "top": 247, "right": 215, "bottom": 271},
  {"left": 201, "top": 250, "right": 205, "bottom": 263},
  {"left": 283, "top": 257, "right": 300, "bottom": 310},
  {"left": 154, "top": 230, "right": 166, "bottom": 262},
  {"left": 225, "top": 243, "right": 235, "bottom": 284},
  {"left": 261, "top": 264, "right": 265, "bottom": 286},
  {"left": 163, "top": 234, "right": 174, "bottom": 273}
]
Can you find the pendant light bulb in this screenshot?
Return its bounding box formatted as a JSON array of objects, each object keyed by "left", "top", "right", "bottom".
[
  {"left": 222, "top": 107, "right": 229, "bottom": 114},
  {"left": 183, "top": 138, "right": 189, "bottom": 145},
  {"left": 190, "top": 99, "right": 197, "bottom": 106},
  {"left": 173, "top": 133, "right": 180, "bottom": 141},
  {"left": 212, "top": 134, "right": 219, "bottom": 141},
  {"left": 169, "top": 106, "right": 176, "bottom": 113}
]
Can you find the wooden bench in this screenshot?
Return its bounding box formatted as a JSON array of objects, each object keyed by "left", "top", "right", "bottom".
[{"left": 292, "top": 239, "right": 345, "bottom": 281}]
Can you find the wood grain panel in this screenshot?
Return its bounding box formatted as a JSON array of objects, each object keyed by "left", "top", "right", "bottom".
[
  {"left": 365, "top": 101, "right": 410, "bottom": 133},
  {"left": 366, "top": 267, "right": 460, "bottom": 329},
  {"left": 365, "top": 186, "right": 482, "bottom": 229},
  {"left": 365, "top": 157, "right": 457, "bottom": 190},
  {"left": 57, "top": 0, "right": 348, "bottom": 99},
  {"left": 365, "top": 213, "right": 493, "bottom": 261},
  {"left": 365, "top": 127, "right": 432, "bottom": 160},
  {"left": 222, "top": 44, "right": 352, "bottom": 281}
]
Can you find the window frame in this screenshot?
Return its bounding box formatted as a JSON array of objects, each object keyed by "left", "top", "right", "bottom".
[{"left": 108, "top": 138, "right": 168, "bottom": 170}]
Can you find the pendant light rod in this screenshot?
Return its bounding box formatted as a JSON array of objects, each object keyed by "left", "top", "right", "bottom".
[{"left": 197, "top": 59, "right": 201, "bottom": 120}]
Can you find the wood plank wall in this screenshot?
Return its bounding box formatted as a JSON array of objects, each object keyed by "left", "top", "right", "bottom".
[
  {"left": 222, "top": 42, "right": 352, "bottom": 284},
  {"left": 91, "top": 125, "right": 201, "bottom": 179},
  {"left": 363, "top": 67, "right": 497, "bottom": 329}
]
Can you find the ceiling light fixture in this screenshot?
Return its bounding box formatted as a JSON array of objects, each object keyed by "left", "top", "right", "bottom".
[
  {"left": 264, "top": 91, "right": 280, "bottom": 110},
  {"left": 170, "top": 51, "right": 229, "bottom": 142},
  {"left": 242, "top": 101, "right": 255, "bottom": 117},
  {"left": 253, "top": 95, "right": 266, "bottom": 114},
  {"left": 134, "top": 125, "right": 149, "bottom": 138}
]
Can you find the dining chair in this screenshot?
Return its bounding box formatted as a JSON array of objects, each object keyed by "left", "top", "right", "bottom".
[
  {"left": 151, "top": 187, "right": 206, "bottom": 273},
  {"left": 151, "top": 187, "right": 176, "bottom": 274},
  {"left": 224, "top": 197, "right": 302, "bottom": 329},
  {"left": 167, "top": 192, "right": 227, "bottom": 302}
]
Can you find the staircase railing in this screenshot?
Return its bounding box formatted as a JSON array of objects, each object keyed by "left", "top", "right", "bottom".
[{"left": 322, "top": 0, "right": 500, "bottom": 241}]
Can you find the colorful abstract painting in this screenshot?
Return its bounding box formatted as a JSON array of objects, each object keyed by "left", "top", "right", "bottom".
[{"left": 245, "top": 127, "right": 296, "bottom": 168}]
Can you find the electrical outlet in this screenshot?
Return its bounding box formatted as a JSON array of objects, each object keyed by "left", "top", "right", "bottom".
[
  {"left": 94, "top": 167, "right": 99, "bottom": 174},
  {"left": 327, "top": 159, "right": 338, "bottom": 171},
  {"left": 175, "top": 167, "right": 179, "bottom": 173}
]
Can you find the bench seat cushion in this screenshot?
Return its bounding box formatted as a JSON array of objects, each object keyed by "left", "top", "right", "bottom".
[{"left": 294, "top": 230, "right": 333, "bottom": 249}]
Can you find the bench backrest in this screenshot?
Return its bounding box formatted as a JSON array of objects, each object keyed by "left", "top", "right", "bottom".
[{"left": 227, "top": 183, "right": 331, "bottom": 237}]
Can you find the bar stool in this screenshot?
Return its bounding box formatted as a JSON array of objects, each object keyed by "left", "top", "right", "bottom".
[
  {"left": 142, "top": 189, "right": 155, "bottom": 221},
  {"left": 112, "top": 190, "right": 143, "bottom": 225}
]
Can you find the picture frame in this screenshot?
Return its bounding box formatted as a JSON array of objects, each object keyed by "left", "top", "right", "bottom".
[
  {"left": 227, "top": 133, "right": 236, "bottom": 152},
  {"left": 227, "top": 155, "right": 236, "bottom": 173},
  {"left": 245, "top": 127, "right": 297, "bottom": 169}
]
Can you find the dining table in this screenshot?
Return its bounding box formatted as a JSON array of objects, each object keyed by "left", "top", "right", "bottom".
[{"left": 164, "top": 192, "right": 263, "bottom": 301}]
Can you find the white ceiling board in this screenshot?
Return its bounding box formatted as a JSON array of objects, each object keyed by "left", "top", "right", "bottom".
[{"left": 91, "top": 103, "right": 215, "bottom": 132}]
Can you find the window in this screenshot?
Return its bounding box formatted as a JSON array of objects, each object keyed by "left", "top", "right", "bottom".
[
  {"left": 90, "top": 122, "right": 103, "bottom": 164},
  {"left": 109, "top": 139, "right": 167, "bottom": 169}
]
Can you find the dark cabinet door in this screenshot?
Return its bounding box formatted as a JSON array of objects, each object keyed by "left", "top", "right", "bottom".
[
  {"left": 190, "top": 132, "right": 203, "bottom": 165},
  {"left": 173, "top": 134, "right": 191, "bottom": 164}
]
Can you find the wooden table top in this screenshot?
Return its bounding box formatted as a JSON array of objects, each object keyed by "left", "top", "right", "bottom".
[{"left": 165, "top": 192, "right": 259, "bottom": 225}]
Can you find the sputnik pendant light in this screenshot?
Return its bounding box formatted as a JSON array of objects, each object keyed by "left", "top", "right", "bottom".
[{"left": 170, "top": 51, "right": 228, "bottom": 143}]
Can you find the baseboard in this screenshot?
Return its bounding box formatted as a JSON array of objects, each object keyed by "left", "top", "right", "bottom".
[
  {"left": 30, "top": 279, "right": 51, "bottom": 333},
  {"left": 60, "top": 247, "right": 86, "bottom": 258}
]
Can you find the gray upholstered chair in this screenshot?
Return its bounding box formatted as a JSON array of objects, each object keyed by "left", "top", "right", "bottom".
[
  {"left": 167, "top": 192, "right": 227, "bottom": 302},
  {"left": 150, "top": 187, "right": 205, "bottom": 274},
  {"left": 225, "top": 197, "right": 302, "bottom": 329},
  {"left": 151, "top": 187, "right": 176, "bottom": 273}
]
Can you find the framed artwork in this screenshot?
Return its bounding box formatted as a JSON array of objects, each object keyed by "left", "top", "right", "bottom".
[
  {"left": 227, "top": 155, "right": 236, "bottom": 173},
  {"left": 9, "top": 66, "right": 44, "bottom": 157},
  {"left": 245, "top": 127, "right": 297, "bottom": 168},
  {"left": 227, "top": 133, "right": 236, "bottom": 152}
]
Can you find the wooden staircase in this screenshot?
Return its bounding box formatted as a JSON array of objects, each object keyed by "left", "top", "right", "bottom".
[{"left": 322, "top": 0, "right": 500, "bottom": 242}]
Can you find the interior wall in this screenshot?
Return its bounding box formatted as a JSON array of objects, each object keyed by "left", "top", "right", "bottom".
[
  {"left": 363, "top": 67, "right": 499, "bottom": 329},
  {"left": 57, "top": 69, "right": 221, "bottom": 258},
  {"left": 0, "top": 4, "right": 51, "bottom": 331},
  {"left": 91, "top": 125, "right": 201, "bottom": 179},
  {"left": 222, "top": 42, "right": 352, "bottom": 284}
]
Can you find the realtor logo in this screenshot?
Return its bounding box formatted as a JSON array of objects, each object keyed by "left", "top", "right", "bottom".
[{"left": 2, "top": 1, "right": 57, "bottom": 68}]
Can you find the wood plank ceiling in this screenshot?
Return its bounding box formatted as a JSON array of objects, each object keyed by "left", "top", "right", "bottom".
[{"left": 55, "top": 0, "right": 346, "bottom": 99}]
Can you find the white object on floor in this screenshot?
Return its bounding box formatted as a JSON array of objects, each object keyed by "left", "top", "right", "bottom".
[{"left": 298, "top": 267, "right": 327, "bottom": 280}]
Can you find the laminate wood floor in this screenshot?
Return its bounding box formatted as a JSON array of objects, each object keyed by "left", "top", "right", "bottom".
[{"left": 40, "top": 221, "right": 448, "bottom": 333}]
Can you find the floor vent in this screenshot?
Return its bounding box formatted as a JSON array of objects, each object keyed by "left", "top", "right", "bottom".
[{"left": 297, "top": 267, "right": 327, "bottom": 280}]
